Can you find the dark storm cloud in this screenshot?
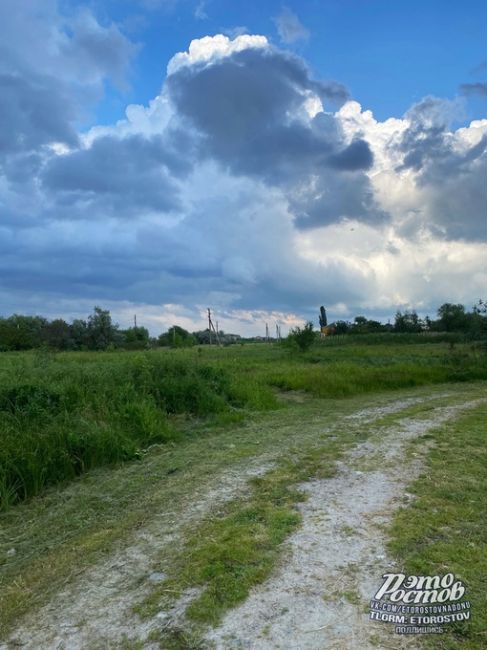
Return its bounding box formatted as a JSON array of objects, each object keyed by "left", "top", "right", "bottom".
[
  {"left": 2, "top": 151, "right": 45, "bottom": 185},
  {"left": 422, "top": 137, "right": 487, "bottom": 241},
  {"left": 292, "top": 171, "right": 384, "bottom": 229},
  {"left": 317, "top": 80, "right": 351, "bottom": 106},
  {"left": 397, "top": 97, "right": 453, "bottom": 172},
  {"left": 0, "top": 73, "right": 79, "bottom": 156},
  {"left": 42, "top": 134, "right": 186, "bottom": 216},
  {"left": 166, "top": 45, "right": 381, "bottom": 228},
  {"left": 167, "top": 48, "right": 350, "bottom": 172},
  {"left": 328, "top": 138, "right": 374, "bottom": 171},
  {"left": 0, "top": 1, "right": 136, "bottom": 167},
  {"left": 398, "top": 97, "right": 487, "bottom": 180},
  {"left": 426, "top": 162, "right": 487, "bottom": 240}
]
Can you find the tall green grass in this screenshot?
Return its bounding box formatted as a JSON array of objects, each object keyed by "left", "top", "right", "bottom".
[
  {"left": 265, "top": 356, "right": 487, "bottom": 397},
  {"left": 0, "top": 352, "right": 276, "bottom": 509},
  {"left": 1, "top": 340, "right": 486, "bottom": 510}
]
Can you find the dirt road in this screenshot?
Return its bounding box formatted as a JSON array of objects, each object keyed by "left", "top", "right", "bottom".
[
  {"left": 206, "top": 398, "right": 485, "bottom": 650},
  {"left": 2, "top": 387, "right": 485, "bottom": 649}
]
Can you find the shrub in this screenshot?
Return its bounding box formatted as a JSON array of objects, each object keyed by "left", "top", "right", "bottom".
[{"left": 287, "top": 322, "right": 316, "bottom": 352}]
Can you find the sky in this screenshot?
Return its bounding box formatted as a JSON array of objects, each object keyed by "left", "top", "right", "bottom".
[{"left": 1, "top": 0, "right": 487, "bottom": 336}]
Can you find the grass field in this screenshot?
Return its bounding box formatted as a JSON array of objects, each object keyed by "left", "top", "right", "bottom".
[
  {"left": 0, "top": 338, "right": 486, "bottom": 647},
  {"left": 1, "top": 338, "right": 486, "bottom": 509}
]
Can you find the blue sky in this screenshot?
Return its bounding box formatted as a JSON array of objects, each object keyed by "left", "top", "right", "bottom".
[
  {"left": 0, "top": 0, "right": 486, "bottom": 335},
  {"left": 91, "top": 0, "right": 487, "bottom": 128}
]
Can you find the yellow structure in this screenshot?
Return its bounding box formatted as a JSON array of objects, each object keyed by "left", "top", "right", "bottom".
[{"left": 320, "top": 325, "right": 336, "bottom": 338}]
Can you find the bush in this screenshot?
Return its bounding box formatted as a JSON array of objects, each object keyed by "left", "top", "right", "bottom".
[{"left": 286, "top": 322, "right": 316, "bottom": 352}]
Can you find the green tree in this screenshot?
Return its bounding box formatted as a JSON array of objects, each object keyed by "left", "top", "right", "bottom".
[
  {"left": 352, "top": 316, "right": 384, "bottom": 334},
  {"left": 158, "top": 325, "right": 195, "bottom": 348},
  {"left": 319, "top": 306, "right": 327, "bottom": 328},
  {"left": 70, "top": 319, "right": 88, "bottom": 349},
  {"left": 334, "top": 320, "right": 351, "bottom": 335},
  {"left": 86, "top": 307, "right": 118, "bottom": 350},
  {"left": 123, "top": 326, "right": 150, "bottom": 349},
  {"left": 469, "top": 300, "right": 487, "bottom": 334},
  {"left": 42, "top": 318, "right": 73, "bottom": 350},
  {"left": 0, "top": 315, "right": 46, "bottom": 350},
  {"left": 437, "top": 303, "right": 468, "bottom": 332},
  {"left": 394, "top": 310, "right": 423, "bottom": 333},
  {"left": 193, "top": 329, "right": 211, "bottom": 345}
]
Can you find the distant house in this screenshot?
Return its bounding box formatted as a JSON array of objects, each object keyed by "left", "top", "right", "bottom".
[{"left": 320, "top": 323, "right": 336, "bottom": 337}]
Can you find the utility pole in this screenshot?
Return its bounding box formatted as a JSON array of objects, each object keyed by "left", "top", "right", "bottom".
[
  {"left": 265, "top": 322, "right": 269, "bottom": 342},
  {"left": 134, "top": 314, "right": 137, "bottom": 328},
  {"left": 276, "top": 323, "right": 281, "bottom": 342},
  {"left": 207, "top": 308, "right": 221, "bottom": 346}
]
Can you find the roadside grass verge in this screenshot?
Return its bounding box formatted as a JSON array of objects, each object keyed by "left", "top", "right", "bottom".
[{"left": 387, "top": 403, "right": 487, "bottom": 649}]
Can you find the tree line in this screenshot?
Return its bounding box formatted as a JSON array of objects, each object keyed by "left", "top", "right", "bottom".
[
  {"left": 332, "top": 301, "right": 487, "bottom": 336},
  {"left": 0, "top": 307, "right": 241, "bottom": 352},
  {"left": 284, "top": 301, "right": 487, "bottom": 352},
  {"left": 0, "top": 302, "right": 485, "bottom": 352}
]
